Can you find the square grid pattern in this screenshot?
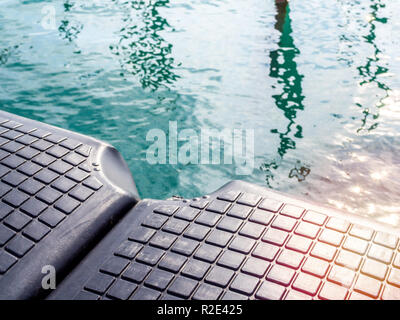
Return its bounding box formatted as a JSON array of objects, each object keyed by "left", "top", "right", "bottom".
[
  {"left": 76, "top": 189, "right": 400, "bottom": 300},
  {"left": 0, "top": 117, "right": 103, "bottom": 275}
]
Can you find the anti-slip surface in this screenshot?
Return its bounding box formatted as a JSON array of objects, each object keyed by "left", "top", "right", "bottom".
[
  {"left": 1, "top": 110, "right": 399, "bottom": 300},
  {"left": 0, "top": 111, "right": 139, "bottom": 299},
  {"left": 49, "top": 180, "right": 400, "bottom": 300}
]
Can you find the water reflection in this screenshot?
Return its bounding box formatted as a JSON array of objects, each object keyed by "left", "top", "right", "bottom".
[
  {"left": 59, "top": 1, "right": 83, "bottom": 42},
  {"left": 357, "top": 0, "right": 390, "bottom": 132},
  {"left": 339, "top": 0, "right": 390, "bottom": 132},
  {"left": 110, "top": 0, "right": 180, "bottom": 91},
  {"left": 260, "top": 0, "right": 309, "bottom": 186},
  {"left": 0, "top": 45, "right": 18, "bottom": 66}
]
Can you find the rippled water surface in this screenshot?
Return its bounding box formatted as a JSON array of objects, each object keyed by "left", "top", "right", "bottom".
[{"left": 1, "top": 0, "right": 400, "bottom": 225}]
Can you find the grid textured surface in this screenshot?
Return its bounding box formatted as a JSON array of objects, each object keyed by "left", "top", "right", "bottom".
[
  {"left": 70, "top": 188, "right": 400, "bottom": 300},
  {"left": 0, "top": 116, "right": 103, "bottom": 275}
]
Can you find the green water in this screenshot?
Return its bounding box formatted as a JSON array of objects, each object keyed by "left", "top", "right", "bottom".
[{"left": 1, "top": 0, "right": 400, "bottom": 225}]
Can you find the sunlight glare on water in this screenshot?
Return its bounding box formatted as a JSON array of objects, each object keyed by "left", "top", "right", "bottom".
[{"left": 0, "top": 0, "right": 400, "bottom": 225}]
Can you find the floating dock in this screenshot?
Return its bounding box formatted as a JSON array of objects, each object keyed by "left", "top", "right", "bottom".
[{"left": 0, "top": 111, "right": 398, "bottom": 300}]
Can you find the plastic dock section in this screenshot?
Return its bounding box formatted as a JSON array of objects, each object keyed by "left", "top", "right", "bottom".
[
  {"left": 50, "top": 183, "right": 400, "bottom": 300},
  {"left": 0, "top": 111, "right": 139, "bottom": 299},
  {"left": 0, "top": 111, "right": 399, "bottom": 300}
]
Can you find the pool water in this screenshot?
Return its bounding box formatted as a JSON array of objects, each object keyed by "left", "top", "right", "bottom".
[{"left": 1, "top": 0, "right": 400, "bottom": 225}]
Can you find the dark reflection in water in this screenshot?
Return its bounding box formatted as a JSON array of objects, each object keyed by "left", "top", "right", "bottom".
[
  {"left": 110, "top": 0, "right": 180, "bottom": 91},
  {"left": 260, "top": 0, "right": 309, "bottom": 186},
  {"left": 0, "top": 45, "right": 18, "bottom": 66},
  {"left": 338, "top": 0, "right": 390, "bottom": 132},
  {"left": 63, "top": 0, "right": 74, "bottom": 12},
  {"left": 59, "top": 1, "right": 83, "bottom": 42},
  {"left": 357, "top": 0, "right": 390, "bottom": 133}
]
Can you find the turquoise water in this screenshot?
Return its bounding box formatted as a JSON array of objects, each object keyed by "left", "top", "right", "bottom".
[{"left": 1, "top": 0, "right": 400, "bottom": 225}]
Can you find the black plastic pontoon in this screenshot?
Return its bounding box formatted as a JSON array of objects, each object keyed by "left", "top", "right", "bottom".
[{"left": 0, "top": 110, "right": 399, "bottom": 300}]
